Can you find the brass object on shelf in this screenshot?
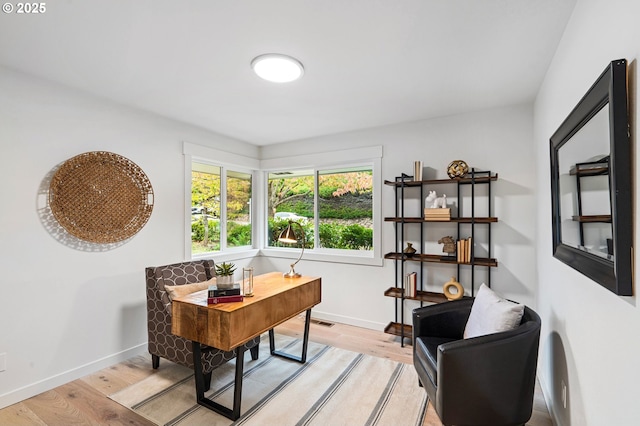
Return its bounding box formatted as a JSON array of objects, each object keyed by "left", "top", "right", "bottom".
[
  {"left": 48, "top": 151, "right": 154, "bottom": 243},
  {"left": 403, "top": 242, "right": 417, "bottom": 257},
  {"left": 447, "top": 160, "right": 469, "bottom": 179},
  {"left": 443, "top": 277, "right": 464, "bottom": 300}
]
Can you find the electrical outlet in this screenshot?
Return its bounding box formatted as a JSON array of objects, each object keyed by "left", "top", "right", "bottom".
[
  {"left": 561, "top": 380, "right": 567, "bottom": 408},
  {"left": 0, "top": 353, "right": 6, "bottom": 372}
]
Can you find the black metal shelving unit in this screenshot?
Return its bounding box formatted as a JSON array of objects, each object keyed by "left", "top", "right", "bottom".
[
  {"left": 383, "top": 169, "right": 498, "bottom": 345},
  {"left": 569, "top": 157, "right": 612, "bottom": 251}
]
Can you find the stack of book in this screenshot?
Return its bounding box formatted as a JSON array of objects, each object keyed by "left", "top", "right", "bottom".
[
  {"left": 457, "top": 237, "right": 473, "bottom": 263},
  {"left": 424, "top": 208, "right": 451, "bottom": 221},
  {"left": 404, "top": 272, "right": 417, "bottom": 298},
  {"left": 207, "top": 283, "right": 243, "bottom": 304}
]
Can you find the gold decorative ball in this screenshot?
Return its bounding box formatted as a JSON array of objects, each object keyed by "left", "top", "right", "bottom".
[{"left": 447, "top": 160, "right": 469, "bottom": 179}]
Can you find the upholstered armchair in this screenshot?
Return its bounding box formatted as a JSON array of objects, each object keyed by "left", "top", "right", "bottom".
[
  {"left": 413, "top": 297, "right": 541, "bottom": 426},
  {"left": 146, "top": 259, "right": 260, "bottom": 389}
]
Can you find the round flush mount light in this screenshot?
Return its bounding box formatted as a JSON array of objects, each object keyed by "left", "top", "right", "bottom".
[{"left": 251, "top": 54, "right": 304, "bottom": 83}]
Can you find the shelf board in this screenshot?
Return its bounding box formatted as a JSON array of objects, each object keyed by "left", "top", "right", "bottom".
[
  {"left": 384, "top": 252, "right": 498, "bottom": 267},
  {"left": 384, "top": 173, "right": 497, "bottom": 187},
  {"left": 384, "top": 321, "right": 413, "bottom": 339},
  {"left": 384, "top": 287, "right": 451, "bottom": 303},
  {"left": 384, "top": 216, "right": 497, "bottom": 223},
  {"left": 569, "top": 159, "right": 609, "bottom": 176},
  {"left": 572, "top": 215, "right": 612, "bottom": 223},
  {"left": 569, "top": 166, "right": 609, "bottom": 176}
]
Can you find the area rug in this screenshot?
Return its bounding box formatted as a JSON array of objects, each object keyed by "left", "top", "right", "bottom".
[{"left": 110, "top": 335, "right": 428, "bottom": 426}]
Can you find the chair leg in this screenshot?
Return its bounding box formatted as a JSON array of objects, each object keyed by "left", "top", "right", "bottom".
[
  {"left": 250, "top": 343, "right": 259, "bottom": 360},
  {"left": 204, "top": 371, "right": 212, "bottom": 391},
  {"left": 152, "top": 354, "right": 160, "bottom": 369}
]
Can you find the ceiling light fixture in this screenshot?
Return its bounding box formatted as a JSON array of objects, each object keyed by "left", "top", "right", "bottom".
[{"left": 251, "top": 54, "right": 304, "bottom": 83}]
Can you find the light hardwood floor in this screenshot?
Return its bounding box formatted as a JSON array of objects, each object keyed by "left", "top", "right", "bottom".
[{"left": 0, "top": 316, "right": 552, "bottom": 425}]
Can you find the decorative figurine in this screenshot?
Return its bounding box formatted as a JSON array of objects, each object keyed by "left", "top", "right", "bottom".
[
  {"left": 438, "top": 236, "right": 456, "bottom": 255},
  {"left": 426, "top": 190, "right": 447, "bottom": 208}
]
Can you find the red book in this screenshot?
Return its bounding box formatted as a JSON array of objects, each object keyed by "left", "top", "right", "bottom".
[{"left": 207, "top": 295, "right": 244, "bottom": 304}]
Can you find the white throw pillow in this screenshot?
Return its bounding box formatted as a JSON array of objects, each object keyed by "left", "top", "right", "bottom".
[
  {"left": 463, "top": 283, "right": 525, "bottom": 339},
  {"left": 164, "top": 277, "right": 215, "bottom": 301}
]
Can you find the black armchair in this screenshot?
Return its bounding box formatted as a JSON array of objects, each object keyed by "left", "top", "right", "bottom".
[{"left": 413, "top": 298, "right": 541, "bottom": 426}]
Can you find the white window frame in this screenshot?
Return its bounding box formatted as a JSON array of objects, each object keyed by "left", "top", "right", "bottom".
[
  {"left": 183, "top": 142, "right": 260, "bottom": 262},
  {"left": 260, "top": 146, "right": 383, "bottom": 266}
]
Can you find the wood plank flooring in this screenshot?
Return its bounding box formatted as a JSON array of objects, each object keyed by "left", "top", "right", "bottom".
[{"left": 0, "top": 316, "right": 552, "bottom": 425}]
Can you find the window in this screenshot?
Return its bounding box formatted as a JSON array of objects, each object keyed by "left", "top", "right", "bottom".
[
  {"left": 191, "top": 162, "right": 221, "bottom": 254},
  {"left": 267, "top": 166, "right": 374, "bottom": 253},
  {"left": 226, "top": 170, "right": 252, "bottom": 248},
  {"left": 185, "top": 142, "right": 382, "bottom": 265},
  {"left": 190, "top": 161, "right": 253, "bottom": 255},
  {"left": 318, "top": 167, "right": 373, "bottom": 250},
  {"left": 267, "top": 170, "right": 314, "bottom": 249}
]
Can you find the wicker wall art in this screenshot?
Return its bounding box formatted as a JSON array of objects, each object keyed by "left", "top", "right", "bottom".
[{"left": 48, "top": 151, "right": 154, "bottom": 244}]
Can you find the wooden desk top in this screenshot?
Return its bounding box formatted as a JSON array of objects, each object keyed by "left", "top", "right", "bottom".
[{"left": 171, "top": 272, "right": 321, "bottom": 351}]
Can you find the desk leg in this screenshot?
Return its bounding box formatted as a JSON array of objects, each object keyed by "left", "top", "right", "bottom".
[
  {"left": 192, "top": 342, "right": 245, "bottom": 420},
  {"left": 269, "top": 308, "right": 311, "bottom": 363}
]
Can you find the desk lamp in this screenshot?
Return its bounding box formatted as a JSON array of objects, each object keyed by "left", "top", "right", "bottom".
[{"left": 277, "top": 220, "right": 305, "bottom": 278}]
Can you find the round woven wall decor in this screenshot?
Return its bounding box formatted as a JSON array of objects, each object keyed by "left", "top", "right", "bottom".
[{"left": 49, "top": 151, "right": 154, "bottom": 244}]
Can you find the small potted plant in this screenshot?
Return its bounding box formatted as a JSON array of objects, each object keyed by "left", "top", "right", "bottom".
[{"left": 215, "top": 262, "right": 237, "bottom": 288}]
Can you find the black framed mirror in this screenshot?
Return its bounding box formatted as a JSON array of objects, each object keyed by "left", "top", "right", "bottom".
[{"left": 550, "top": 59, "right": 632, "bottom": 296}]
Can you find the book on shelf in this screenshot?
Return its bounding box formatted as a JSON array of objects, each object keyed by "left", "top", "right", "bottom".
[
  {"left": 405, "top": 272, "right": 417, "bottom": 298},
  {"left": 456, "top": 237, "right": 472, "bottom": 263},
  {"left": 207, "top": 294, "right": 244, "bottom": 304},
  {"left": 208, "top": 284, "right": 241, "bottom": 297},
  {"left": 424, "top": 208, "right": 451, "bottom": 221},
  {"left": 424, "top": 208, "right": 450, "bottom": 215}
]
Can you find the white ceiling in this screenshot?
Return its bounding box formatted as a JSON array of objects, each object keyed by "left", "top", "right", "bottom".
[{"left": 0, "top": 0, "right": 576, "bottom": 145}]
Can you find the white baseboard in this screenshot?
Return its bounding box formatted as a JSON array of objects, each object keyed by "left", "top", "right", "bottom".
[
  {"left": 311, "top": 310, "right": 386, "bottom": 331},
  {"left": 0, "top": 343, "right": 147, "bottom": 410},
  {"left": 536, "top": 371, "right": 560, "bottom": 426}
]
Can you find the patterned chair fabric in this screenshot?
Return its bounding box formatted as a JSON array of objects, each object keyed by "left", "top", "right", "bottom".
[{"left": 146, "top": 259, "right": 260, "bottom": 375}]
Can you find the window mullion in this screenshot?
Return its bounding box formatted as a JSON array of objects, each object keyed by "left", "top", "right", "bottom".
[
  {"left": 313, "top": 169, "right": 319, "bottom": 249},
  {"left": 220, "top": 167, "right": 227, "bottom": 251}
]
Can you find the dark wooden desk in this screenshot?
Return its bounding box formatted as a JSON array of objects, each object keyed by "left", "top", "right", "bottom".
[{"left": 172, "top": 272, "right": 321, "bottom": 420}]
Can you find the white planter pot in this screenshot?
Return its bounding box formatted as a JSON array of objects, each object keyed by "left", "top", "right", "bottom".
[{"left": 217, "top": 275, "right": 234, "bottom": 287}]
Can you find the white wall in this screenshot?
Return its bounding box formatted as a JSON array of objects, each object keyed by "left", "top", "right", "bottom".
[
  {"left": 262, "top": 104, "right": 538, "bottom": 327},
  {"left": 534, "top": 0, "right": 640, "bottom": 424},
  {"left": 0, "top": 67, "right": 258, "bottom": 407}
]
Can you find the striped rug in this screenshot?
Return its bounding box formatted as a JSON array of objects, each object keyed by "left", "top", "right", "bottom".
[{"left": 110, "top": 335, "right": 428, "bottom": 426}]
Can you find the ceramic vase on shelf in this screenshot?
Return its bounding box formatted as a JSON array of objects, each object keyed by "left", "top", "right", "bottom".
[
  {"left": 443, "top": 277, "right": 464, "bottom": 300},
  {"left": 403, "top": 242, "right": 417, "bottom": 257}
]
